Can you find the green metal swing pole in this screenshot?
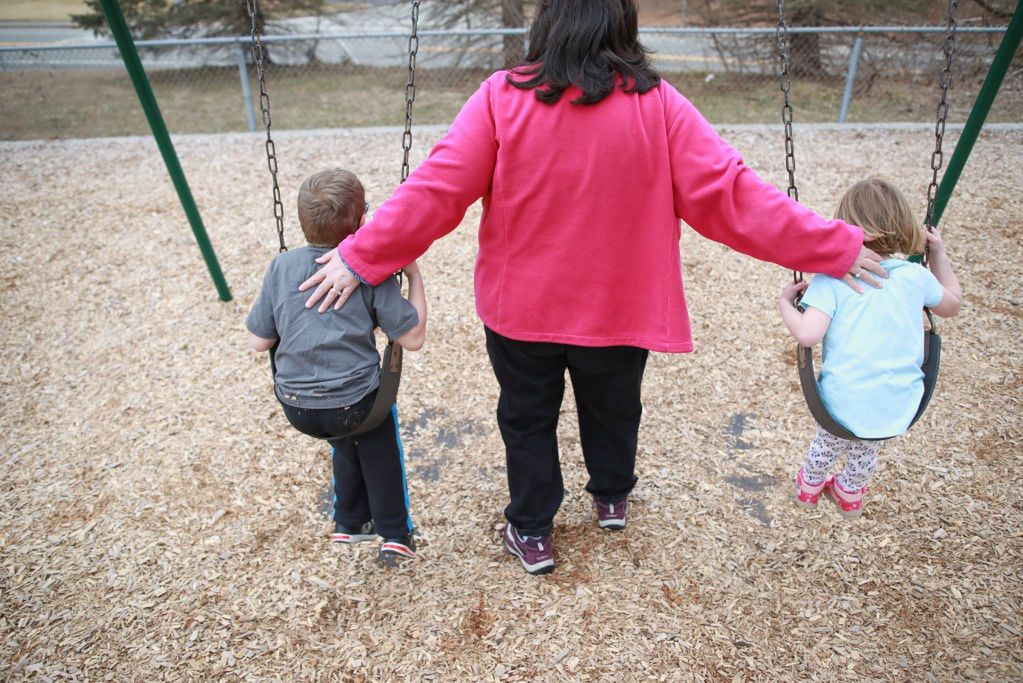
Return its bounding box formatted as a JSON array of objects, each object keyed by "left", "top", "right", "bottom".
[
  {"left": 930, "top": 0, "right": 1023, "bottom": 228},
  {"left": 98, "top": 0, "right": 232, "bottom": 301}
]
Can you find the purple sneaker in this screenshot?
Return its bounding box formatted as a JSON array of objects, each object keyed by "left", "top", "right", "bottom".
[
  {"left": 503, "top": 523, "right": 554, "bottom": 575},
  {"left": 594, "top": 496, "right": 628, "bottom": 530}
]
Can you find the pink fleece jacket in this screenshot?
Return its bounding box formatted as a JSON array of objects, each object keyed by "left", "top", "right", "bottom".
[{"left": 339, "top": 71, "right": 863, "bottom": 352}]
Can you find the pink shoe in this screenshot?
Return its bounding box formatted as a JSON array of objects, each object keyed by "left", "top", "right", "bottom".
[
  {"left": 824, "top": 475, "right": 867, "bottom": 519},
  {"left": 793, "top": 468, "right": 827, "bottom": 509}
]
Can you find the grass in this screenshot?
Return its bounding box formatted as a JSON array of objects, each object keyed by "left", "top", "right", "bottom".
[
  {"left": 0, "top": 65, "right": 1020, "bottom": 141},
  {"left": 0, "top": 1, "right": 88, "bottom": 23}
]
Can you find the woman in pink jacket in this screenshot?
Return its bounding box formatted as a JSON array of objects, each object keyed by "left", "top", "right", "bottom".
[{"left": 301, "top": 0, "right": 885, "bottom": 575}]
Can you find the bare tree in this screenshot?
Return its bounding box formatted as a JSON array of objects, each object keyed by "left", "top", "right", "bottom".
[
  {"left": 693, "top": 0, "right": 943, "bottom": 78},
  {"left": 72, "top": 0, "right": 328, "bottom": 41},
  {"left": 424, "top": 0, "right": 528, "bottom": 68},
  {"left": 501, "top": 0, "right": 526, "bottom": 67}
]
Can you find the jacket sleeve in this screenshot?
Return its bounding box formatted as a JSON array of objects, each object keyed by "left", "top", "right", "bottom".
[
  {"left": 338, "top": 77, "right": 499, "bottom": 285},
  {"left": 663, "top": 84, "right": 862, "bottom": 278}
]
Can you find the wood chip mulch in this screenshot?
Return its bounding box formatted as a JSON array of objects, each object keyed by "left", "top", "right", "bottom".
[{"left": 1, "top": 124, "right": 1020, "bottom": 681}]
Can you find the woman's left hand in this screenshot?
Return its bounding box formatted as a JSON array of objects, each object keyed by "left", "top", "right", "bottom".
[
  {"left": 298, "top": 248, "right": 361, "bottom": 313},
  {"left": 841, "top": 244, "right": 888, "bottom": 294}
]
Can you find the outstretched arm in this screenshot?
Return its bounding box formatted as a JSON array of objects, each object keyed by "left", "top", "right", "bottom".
[
  {"left": 299, "top": 77, "right": 499, "bottom": 312},
  {"left": 664, "top": 86, "right": 887, "bottom": 289}
]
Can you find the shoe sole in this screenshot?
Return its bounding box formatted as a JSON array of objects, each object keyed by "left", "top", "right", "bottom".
[
  {"left": 792, "top": 488, "right": 819, "bottom": 510},
  {"left": 330, "top": 533, "right": 377, "bottom": 543},
  {"left": 597, "top": 519, "right": 626, "bottom": 530},
  {"left": 824, "top": 492, "right": 864, "bottom": 519},
  {"left": 504, "top": 540, "right": 554, "bottom": 575}
]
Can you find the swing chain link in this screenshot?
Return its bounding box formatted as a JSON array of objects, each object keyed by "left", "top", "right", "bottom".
[
  {"left": 923, "top": 0, "right": 959, "bottom": 266},
  {"left": 401, "top": 0, "right": 421, "bottom": 184},
  {"left": 247, "top": 0, "right": 287, "bottom": 253},
  {"left": 775, "top": 0, "right": 801, "bottom": 284}
]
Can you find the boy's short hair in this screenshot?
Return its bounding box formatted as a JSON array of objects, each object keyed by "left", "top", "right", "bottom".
[
  {"left": 834, "top": 178, "right": 925, "bottom": 256},
  {"left": 297, "top": 169, "right": 366, "bottom": 246}
]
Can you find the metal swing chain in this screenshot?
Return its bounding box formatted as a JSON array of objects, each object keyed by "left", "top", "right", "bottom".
[
  {"left": 247, "top": 0, "right": 287, "bottom": 253},
  {"left": 923, "top": 0, "right": 959, "bottom": 266},
  {"left": 775, "top": 0, "right": 800, "bottom": 284},
  {"left": 401, "top": 0, "right": 421, "bottom": 184},
  {"left": 388, "top": 0, "right": 420, "bottom": 296}
]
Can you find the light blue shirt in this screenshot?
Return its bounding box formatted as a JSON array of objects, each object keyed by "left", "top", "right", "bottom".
[{"left": 801, "top": 259, "right": 944, "bottom": 438}]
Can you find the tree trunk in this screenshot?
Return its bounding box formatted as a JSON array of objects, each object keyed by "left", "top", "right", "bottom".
[
  {"left": 790, "top": 5, "right": 825, "bottom": 77},
  {"left": 501, "top": 0, "right": 525, "bottom": 68}
]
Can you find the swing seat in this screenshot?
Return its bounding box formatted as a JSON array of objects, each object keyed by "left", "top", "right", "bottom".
[{"left": 796, "top": 309, "right": 941, "bottom": 442}]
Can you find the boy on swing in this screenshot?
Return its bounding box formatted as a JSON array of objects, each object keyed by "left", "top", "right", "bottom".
[{"left": 246, "top": 168, "right": 427, "bottom": 566}]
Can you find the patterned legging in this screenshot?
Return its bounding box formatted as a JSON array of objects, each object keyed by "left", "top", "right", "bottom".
[{"left": 802, "top": 423, "right": 881, "bottom": 491}]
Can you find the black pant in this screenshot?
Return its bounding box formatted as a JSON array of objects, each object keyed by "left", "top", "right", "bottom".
[
  {"left": 280, "top": 390, "right": 412, "bottom": 539},
  {"left": 485, "top": 327, "right": 648, "bottom": 536}
]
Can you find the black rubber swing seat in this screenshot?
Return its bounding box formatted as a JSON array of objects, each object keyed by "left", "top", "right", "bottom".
[{"left": 796, "top": 309, "right": 941, "bottom": 442}]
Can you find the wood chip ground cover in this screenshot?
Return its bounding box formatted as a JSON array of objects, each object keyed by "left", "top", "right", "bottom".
[{"left": 1, "top": 125, "right": 1020, "bottom": 681}]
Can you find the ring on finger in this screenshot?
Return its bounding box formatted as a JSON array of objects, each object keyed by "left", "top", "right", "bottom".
[{"left": 330, "top": 287, "right": 342, "bottom": 296}]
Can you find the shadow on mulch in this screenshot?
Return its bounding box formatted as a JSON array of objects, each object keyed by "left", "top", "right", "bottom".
[{"left": 721, "top": 412, "right": 778, "bottom": 527}]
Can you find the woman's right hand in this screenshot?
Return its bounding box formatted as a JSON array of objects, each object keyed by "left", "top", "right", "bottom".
[{"left": 298, "top": 248, "right": 361, "bottom": 313}]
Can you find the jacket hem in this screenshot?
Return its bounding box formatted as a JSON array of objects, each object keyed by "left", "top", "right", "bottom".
[{"left": 483, "top": 321, "right": 694, "bottom": 354}]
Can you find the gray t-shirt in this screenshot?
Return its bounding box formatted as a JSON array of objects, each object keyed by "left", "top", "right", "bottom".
[{"left": 246, "top": 246, "right": 418, "bottom": 408}]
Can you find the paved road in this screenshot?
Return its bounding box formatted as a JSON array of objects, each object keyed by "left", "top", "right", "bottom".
[
  {"left": 0, "top": 22, "right": 103, "bottom": 47},
  {"left": 0, "top": 3, "right": 419, "bottom": 47},
  {"left": 0, "top": 15, "right": 945, "bottom": 79}
]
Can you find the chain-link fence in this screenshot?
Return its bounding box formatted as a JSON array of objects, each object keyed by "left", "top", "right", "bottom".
[{"left": 0, "top": 26, "right": 1018, "bottom": 140}]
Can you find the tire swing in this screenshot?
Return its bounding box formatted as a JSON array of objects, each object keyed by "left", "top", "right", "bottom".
[{"left": 246, "top": 0, "right": 422, "bottom": 435}]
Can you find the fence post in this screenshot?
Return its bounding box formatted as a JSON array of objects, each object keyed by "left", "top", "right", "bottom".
[
  {"left": 838, "top": 31, "right": 863, "bottom": 123},
  {"left": 236, "top": 41, "right": 257, "bottom": 133}
]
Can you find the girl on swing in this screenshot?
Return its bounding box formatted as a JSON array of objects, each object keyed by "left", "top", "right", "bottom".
[{"left": 779, "top": 178, "right": 962, "bottom": 518}]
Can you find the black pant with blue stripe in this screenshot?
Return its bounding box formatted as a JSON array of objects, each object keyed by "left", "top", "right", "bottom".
[{"left": 280, "top": 389, "right": 412, "bottom": 539}]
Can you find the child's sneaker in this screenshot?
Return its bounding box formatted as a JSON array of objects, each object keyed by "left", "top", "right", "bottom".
[
  {"left": 594, "top": 495, "right": 629, "bottom": 530},
  {"left": 824, "top": 475, "right": 867, "bottom": 519},
  {"left": 331, "top": 520, "right": 376, "bottom": 543},
  {"left": 378, "top": 534, "right": 417, "bottom": 567},
  {"left": 503, "top": 523, "right": 555, "bottom": 575},
  {"left": 793, "top": 468, "right": 827, "bottom": 509}
]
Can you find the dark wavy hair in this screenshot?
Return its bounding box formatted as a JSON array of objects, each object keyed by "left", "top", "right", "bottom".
[{"left": 507, "top": 0, "right": 659, "bottom": 105}]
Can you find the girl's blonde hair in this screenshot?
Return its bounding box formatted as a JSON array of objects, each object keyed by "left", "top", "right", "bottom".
[{"left": 834, "top": 178, "right": 924, "bottom": 256}]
